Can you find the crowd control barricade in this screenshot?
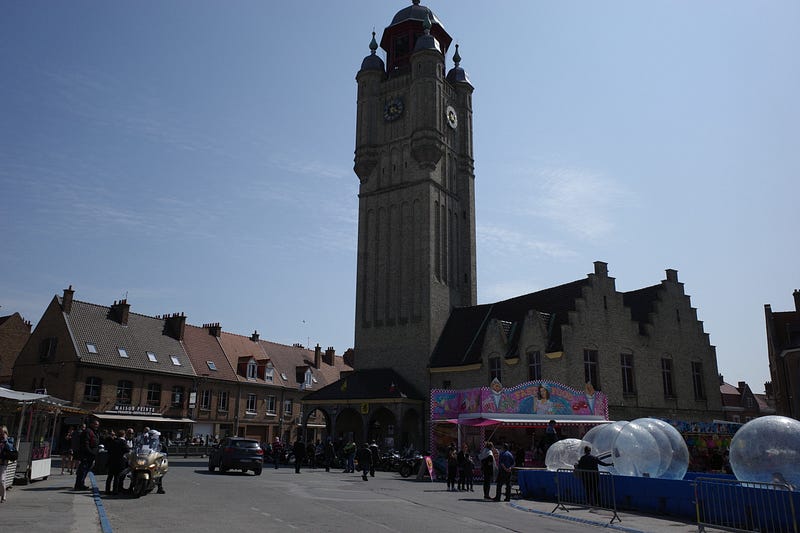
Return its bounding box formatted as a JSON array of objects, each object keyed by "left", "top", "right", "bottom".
[
  {"left": 553, "top": 468, "right": 620, "bottom": 525},
  {"left": 694, "top": 477, "right": 798, "bottom": 533}
]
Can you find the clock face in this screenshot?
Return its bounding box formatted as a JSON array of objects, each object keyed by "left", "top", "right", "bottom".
[
  {"left": 446, "top": 105, "right": 458, "bottom": 129},
  {"left": 384, "top": 97, "right": 404, "bottom": 122}
]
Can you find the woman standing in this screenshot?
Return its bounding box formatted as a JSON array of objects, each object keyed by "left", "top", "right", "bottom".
[
  {"left": 478, "top": 441, "right": 496, "bottom": 500},
  {"left": 0, "top": 425, "right": 15, "bottom": 503}
]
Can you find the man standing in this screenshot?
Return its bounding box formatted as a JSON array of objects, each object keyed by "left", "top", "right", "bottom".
[
  {"left": 323, "top": 437, "right": 335, "bottom": 472},
  {"left": 494, "top": 443, "right": 515, "bottom": 502},
  {"left": 292, "top": 439, "right": 306, "bottom": 474},
  {"left": 576, "top": 445, "right": 613, "bottom": 507},
  {"left": 74, "top": 418, "right": 100, "bottom": 491},
  {"left": 342, "top": 439, "right": 356, "bottom": 473},
  {"left": 369, "top": 441, "right": 380, "bottom": 477},
  {"left": 105, "top": 429, "right": 130, "bottom": 495},
  {"left": 272, "top": 437, "right": 282, "bottom": 469}
]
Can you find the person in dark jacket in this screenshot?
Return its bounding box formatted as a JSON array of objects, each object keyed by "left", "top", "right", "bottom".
[
  {"left": 74, "top": 418, "right": 100, "bottom": 491},
  {"left": 292, "top": 439, "right": 306, "bottom": 474},
  {"left": 356, "top": 443, "right": 372, "bottom": 481},
  {"left": 575, "top": 446, "right": 614, "bottom": 507},
  {"left": 323, "top": 438, "right": 335, "bottom": 472},
  {"left": 105, "top": 429, "right": 130, "bottom": 495},
  {"left": 369, "top": 441, "right": 380, "bottom": 477}
]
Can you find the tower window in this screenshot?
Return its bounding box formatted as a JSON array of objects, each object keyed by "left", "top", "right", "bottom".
[
  {"left": 528, "top": 350, "right": 542, "bottom": 381},
  {"left": 489, "top": 357, "right": 501, "bottom": 382},
  {"left": 620, "top": 353, "right": 636, "bottom": 395},
  {"left": 584, "top": 349, "right": 600, "bottom": 390},
  {"left": 661, "top": 358, "right": 675, "bottom": 398}
]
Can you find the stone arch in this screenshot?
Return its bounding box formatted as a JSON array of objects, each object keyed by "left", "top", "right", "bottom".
[{"left": 335, "top": 407, "right": 364, "bottom": 443}]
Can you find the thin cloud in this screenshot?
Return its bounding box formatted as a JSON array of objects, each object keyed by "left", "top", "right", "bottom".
[{"left": 478, "top": 224, "right": 576, "bottom": 259}]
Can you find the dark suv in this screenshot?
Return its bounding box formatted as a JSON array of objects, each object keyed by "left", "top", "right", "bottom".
[{"left": 208, "top": 437, "right": 263, "bottom": 475}]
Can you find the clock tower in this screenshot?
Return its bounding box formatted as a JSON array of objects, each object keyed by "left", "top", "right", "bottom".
[{"left": 353, "top": 1, "right": 476, "bottom": 397}]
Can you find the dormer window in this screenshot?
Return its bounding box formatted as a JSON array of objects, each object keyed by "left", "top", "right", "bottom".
[
  {"left": 247, "top": 360, "right": 258, "bottom": 379},
  {"left": 207, "top": 361, "right": 217, "bottom": 371},
  {"left": 170, "top": 355, "right": 181, "bottom": 366},
  {"left": 86, "top": 343, "right": 98, "bottom": 354},
  {"left": 304, "top": 369, "right": 313, "bottom": 388},
  {"left": 147, "top": 351, "right": 158, "bottom": 363},
  {"left": 265, "top": 365, "right": 274, "bottom": 383},
  {"left": 280, "top": 372, "right": 287, "bottom": 381},
  {"left": 117, "top": 347, "right": 128, "bottom": 358}
]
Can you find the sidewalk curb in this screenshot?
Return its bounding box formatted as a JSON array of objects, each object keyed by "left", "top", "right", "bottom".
[{"left": 88, "top": 473, "right": 114, "bottom": 533}]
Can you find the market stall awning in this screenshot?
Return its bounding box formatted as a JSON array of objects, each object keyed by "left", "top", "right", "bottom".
[
  {"left": 94, "top": 413, "right": 195, "bottom": 424},
  {"left": 0, "top": 386, "right": 70, "bottom": 407}
]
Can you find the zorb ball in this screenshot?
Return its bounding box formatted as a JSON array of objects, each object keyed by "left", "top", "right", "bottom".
[
  {"left": 545, "top": 438, "right": 586, "bottom": 471},
  {"left": 612, "top": 419, "right": 659, "bottom": 477},
  {"left": 582, "top": 421, "right": 628, "bottom": 473},
  {"left": 644, "top": 418, "right": 689, "bottom": 480},
  {"left": 729, "top": 416, "right": 800, "bottom": 488}
]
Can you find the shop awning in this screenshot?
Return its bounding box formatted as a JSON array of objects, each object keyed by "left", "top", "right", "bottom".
[
  {"left": 94, "top": 413, "right": 195, "bottom": 424},
  {"left": 436, "top": 413, "right": 611, "bottom": 427}
]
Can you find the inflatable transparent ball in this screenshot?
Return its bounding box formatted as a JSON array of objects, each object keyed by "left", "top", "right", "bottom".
[
  {"left": 545, "top": 438, "right": 586, "bottom": 471},
  {"left": 729, "top": 416, "right": 800, "bottom": 488},
  {"left": 582, "top": 421, "right": 628, "bottom": 473},
  {"left": 612, "top": 420, "right": 659, "bottom": 477},
  {"left": 643, "top": 418, "right": 689, "bottom": 480}
]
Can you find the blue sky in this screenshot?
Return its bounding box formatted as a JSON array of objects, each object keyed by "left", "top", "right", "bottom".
[{"left": 1, "top": 1, "right": 798, "bottom": 393}]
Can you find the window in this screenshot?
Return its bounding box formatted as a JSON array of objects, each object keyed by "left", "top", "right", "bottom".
[
  {"left": 304, "top": 369, "right": 313, "bottom": 388},
  {"left": 247, "top": 360, "right": 257, "bottom": 379},
  {"left": 218, "top": 391, "right": 228, "bottom": 412},
  {"left": 147, "top": 351, "right": 158, "bottom": 362},
  {"left": 691, "top": 361, "right": 706, "bottom": 400},
  {"left": 661, "top": 358, "right": 675, "bottom": 398},
  {"left": 84, "top": 377, "right": 101, "bottom": 402},
  {"left": 146, "top": 383, "right": 162, "bottom": 407},
  {"left": 489, "top": 356, "right": 501, "bottom": 382},
  {"left": 266, "top": 395, "right": 276, "bottom": 415},
  {"left": 40, "top": 337, "right": 58, "bottom": 361},
  {"left": 86, "top": 343, "right": 98, "bottom": 354},
  {"left": 116, "top": 380, "right": 133, "bottom": 405},
  {"left": 528, "top": 350, "right": 542, "bottom": 381},
  {"left": 283, "top": 399, "right": 293, "bottom": 417},
  {"left": 265, "top": 364, "right": 274, "bottom": 383},
  {"left": 280, "top": 372, "right": 287, "bottom": 381},
  {"left": 200, "top": 389, "right": 211, "bottom": 410},
  {"left": 620, "top": 353, "right": 636, "bottom": 395},
  {"left": 171, "top": 386, "right": 184, "bottom": 407},
  {"left": 584, "top": 349, "right": 600, "bottom": 390},
  {"left": 746, "top": 396, "right": 754, "bottom": 409},
  {"left": 207, "top": 361, "right": 217, "bottom": 371},
  {"left": 117, "top": 347, "right": 128, "bottom": 358},
  {"left": 170, "top": 355, "right": 181, "bottom": 366},
  {"left": 246, "top": 393, "right": 257, "bottom": 413}
]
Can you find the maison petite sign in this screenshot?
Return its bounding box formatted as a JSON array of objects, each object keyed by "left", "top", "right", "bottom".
[{"left": 111, "top": 405, "right": 157, "bottom": 415}]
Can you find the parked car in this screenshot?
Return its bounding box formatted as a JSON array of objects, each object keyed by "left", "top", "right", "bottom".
[{"left": 208, "top": 437, "right": 263, "bottom": 475}]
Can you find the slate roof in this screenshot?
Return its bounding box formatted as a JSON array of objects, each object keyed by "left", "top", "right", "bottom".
[
  {"left": 302, "top": 368, "right": 424, "bottom": 402},
  {"left": 65, "top": 299, "right": 196, "bottom": 376},
  {"left": 429, "top": 279, "right": 588, "bottom": 368},
  {"left": 181, "top": 324, "right": 238, "bottom": 382},
  {"left": 622, "top": 285, "right": 661, "bottom": 328}
]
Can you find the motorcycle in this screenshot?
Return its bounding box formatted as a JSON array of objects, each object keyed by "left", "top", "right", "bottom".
[
  {"left": 118, "top": 443, "right": 169, "bottom": 498},
  {"left": 398, "top": 452, "right": 424, "bottom": 478}
]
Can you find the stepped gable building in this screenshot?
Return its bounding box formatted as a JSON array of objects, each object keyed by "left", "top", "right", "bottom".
[
  {"left": 430, "top": 262, "right": 724, "bottom": 422},
  {"left": 765, "top": 289, "right": 800, "bottom": 418},
  {"left": 0, "top": 312, "right": 31, "bottom": 386},
  {"left": 12, "top": 287, "right": 352, "bottom": 443}
]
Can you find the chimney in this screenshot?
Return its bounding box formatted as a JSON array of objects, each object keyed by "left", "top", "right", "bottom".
[
  {"left": 164, "top": 312, "right": 186, "bottom": 341},
  {"left": 794, "top": 289, "right": 800, "bottom": 312},
  {"left": 665, "top": 269, "right": 679, "bottom": 283},
  {"left": 62, "top": 285, "right": 74, "bottom": 314},
  {"left": 718, "top": 374, "right": 724, "bottom": 385},
  {"left": 314, "top": 344, "right": 322, "bottom": 369},
  {"left": 110, "top": 299, "right": 130, "bottom": 326},
  {"left": 323, "top": 346, "right": 335, "bottom": 366},
  {"left": 593, "top": 261, "right": 608, "bottom": 277},
  {"left": 738, "top": 381, "right": 746, "bottom": 392},
  {"left": 765, "top": 381, "right": 773, "bottom": 398},
  {"left": 204, "top": 323, "right": 221, "bottom": 337},
  {"left": 251, "top": 330, "right": 260, "bottom": 342},
  {"left": 343, "top": 348, "right": 355, "bottom": 368}
]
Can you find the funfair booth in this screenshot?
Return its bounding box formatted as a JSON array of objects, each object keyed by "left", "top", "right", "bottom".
[{"left": 430, "top": 379, "right": 609, "bottom": 468}]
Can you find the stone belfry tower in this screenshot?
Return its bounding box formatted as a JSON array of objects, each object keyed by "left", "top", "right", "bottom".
[{"left": 353, "top": 1, "right": 476, "bottom": 396}]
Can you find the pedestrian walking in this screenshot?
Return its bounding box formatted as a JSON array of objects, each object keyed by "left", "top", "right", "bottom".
[
  {"left": 342, "top": 439, "right": 356, "bottom": 473},
  {"left": 324, "top": 438, "right": 335, "bottom": 472},
  {"left": 494, "top": 443, "right": 515, "bottom": 502},
  {"left": 369, "top": 441, "right": 379, "bottom": 477},
  {"left": 272, "top": 437, "right": 283, "bottom": 469},
  {"left": 356, "top": 443, "right": 372, "bottom": 481},
  {"left": 1, "top": 425, "right": 17, "bottom": 503}
]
